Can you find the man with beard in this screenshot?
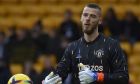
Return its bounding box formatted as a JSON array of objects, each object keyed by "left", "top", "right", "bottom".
[{"left": 43, "top": 3, "right": 129, "bottom": 84}]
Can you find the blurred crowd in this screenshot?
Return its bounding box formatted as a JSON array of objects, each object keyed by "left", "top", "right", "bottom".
[{"left": 0, "top": 7, "right": 140, "bottom": 84}]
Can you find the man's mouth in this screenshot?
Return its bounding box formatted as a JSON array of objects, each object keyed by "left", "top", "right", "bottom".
[{"left": 84, "top": 23, "right": 90, "bottom": 26}]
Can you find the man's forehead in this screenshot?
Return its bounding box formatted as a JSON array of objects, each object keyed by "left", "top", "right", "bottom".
[{"left": 82, "top": 7, "right": 100, "bottom": 15}]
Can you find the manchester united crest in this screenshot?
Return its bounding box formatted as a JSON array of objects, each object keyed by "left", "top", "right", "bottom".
[{"left": 94, "top": 49, "right": 104, "bottom": 58}]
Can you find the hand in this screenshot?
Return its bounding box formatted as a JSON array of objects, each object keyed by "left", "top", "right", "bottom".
[
  {"left": 79, "top": 69, "right": 97, "bottom": 84},
  {"left": 78, "top": 63, "right": 97, "bottom": 84},
  {"left": 42, "top": 72, "right": 62, "bottom": 84}
]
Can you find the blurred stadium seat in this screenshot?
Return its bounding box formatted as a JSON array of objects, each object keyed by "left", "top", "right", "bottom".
[
  {"left": 98, "top": 0, "right": 118, "bottom": 3},
  {"left": 33, "top": 62, "right": 44, "bottom": 74},
  {"left": 49, "top": 55, "right": 57, "bottom": 68},
  {"left": 9, "top": 63, "right": 23, "bottom": 75},
  {"left": 120, "top": 42, "right": 132, "bottom": 55},
  {"left": 129, "top": 54, "right": 140, "bottom": 84},
  {"left": 20, "top": 0, "right": 38, "bottom": 4},
  {"left": 15, "top": 17, "right": 39, "bottom": 28},
  {"left": 0, "top": 16, "right": 39, "bottom": 29},
  {"left": 26, "top": 5, "right": 47, "bottom": 16},
  {"left": 133, "top": 42, "right": 140, "bottom": 54},
  {"left": 40, "top": 0, "right": 58, "bottom": 4},
  {"left": 0, "top": 17, "right": 15, "bottom": 29},
  {"left": 0, "top": 1, "right": 140, "bottom": 28},
  {"left": 120, "top": 0, "right": 138, "bottom": 4},
  {"left": 7, "top": 5, "right": 27, "bottom": 16},
  {"left": 42, "top": 16, "right": 63, "bottom": 28},
  {"left": 0, "top": 0, "right": 18, "bottom": 4},
  {"left": 0, "top": 6, "right": 8, "bottom": 16},
  {"left": 32, "top": 54, "right": 46, "bottom": 74},
  {"left": 60, "top": 0, "right": 79, "bottom": 4}
]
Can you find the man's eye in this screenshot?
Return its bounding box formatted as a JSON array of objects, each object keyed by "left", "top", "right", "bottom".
[
  {"left": 91, "top": 14, "right": 97, "bottom": 18},
  {"left": 83, "top": 13, "right": 88, "bottom": 17}
]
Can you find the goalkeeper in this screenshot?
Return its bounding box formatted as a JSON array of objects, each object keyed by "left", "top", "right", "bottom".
[{"left": 43, "top": 3, "right": 129, "bottom": 84}]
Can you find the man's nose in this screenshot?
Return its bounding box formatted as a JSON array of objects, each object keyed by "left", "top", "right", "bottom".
[{"left": 86, "top": 16, "right": 90, "bottom": 21}]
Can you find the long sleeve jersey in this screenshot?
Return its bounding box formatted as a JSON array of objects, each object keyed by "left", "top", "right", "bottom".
[{"left": 56, "top": 33, "right": 129, "bottom": 84}]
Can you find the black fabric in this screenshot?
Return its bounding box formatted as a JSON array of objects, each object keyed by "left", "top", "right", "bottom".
[{"left": 56, "top": 33, "right": 129, "bottom": 84}]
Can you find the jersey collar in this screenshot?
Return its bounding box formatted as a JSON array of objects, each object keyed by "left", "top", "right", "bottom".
[{"left": 81, "top": 33, "right": 102, "bottom": 45}]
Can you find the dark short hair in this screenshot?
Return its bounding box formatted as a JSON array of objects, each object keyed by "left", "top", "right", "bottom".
[{"left": 86, "top": 3, "right": 101, "bottom": 11}]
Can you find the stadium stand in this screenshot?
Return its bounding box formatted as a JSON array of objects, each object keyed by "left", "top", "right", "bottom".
[
  {"left": 0, "top": 0, "right": 140, "bottom": 28},
  {"left": 0, "top": 0, "right": 140, "bottom": 83}
]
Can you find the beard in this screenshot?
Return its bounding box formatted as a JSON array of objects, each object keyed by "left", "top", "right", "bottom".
[{"left": 82, "top": 24, "right": 98, "bottom": 35}]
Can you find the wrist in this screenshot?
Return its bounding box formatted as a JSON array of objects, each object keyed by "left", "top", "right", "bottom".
[
  {"left": 97, "top": 72, "right": 104, "bottom": 82},
  {"left": 90, "top": 72, "right": 104, "bottom": 82}
]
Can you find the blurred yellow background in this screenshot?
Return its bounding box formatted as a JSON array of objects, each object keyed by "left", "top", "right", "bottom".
[{"left": 0, "top": 0, "right": 140, "bottom": 84}]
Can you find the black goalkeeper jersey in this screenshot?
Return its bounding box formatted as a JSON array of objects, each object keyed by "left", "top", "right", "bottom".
[{"left": 56, "top": 33, "right": 129, "bottom": 84}]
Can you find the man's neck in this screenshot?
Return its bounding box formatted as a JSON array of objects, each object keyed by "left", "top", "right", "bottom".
[{"left": 84, "top": 30, "right": 99, "bottom": 42}]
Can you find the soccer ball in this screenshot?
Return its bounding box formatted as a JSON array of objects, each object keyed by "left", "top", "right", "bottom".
[{"left": 8, "top": 74, "right": 33, "bottom": 84}]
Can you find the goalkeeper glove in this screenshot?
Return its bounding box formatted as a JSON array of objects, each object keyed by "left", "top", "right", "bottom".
[
  {"left": 78, "top": 63, "right": 104, "bottom": 84},
  {"left": 42, "top": 72, "right": 62, "bottom": 84}
]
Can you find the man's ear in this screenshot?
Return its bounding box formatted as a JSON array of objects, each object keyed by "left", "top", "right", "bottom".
[
  {"left": 99, "top": 17, "right": 102, "bottom": 24},
  {"left": 80, "top": 13, "right": 83, "bottom": 22},
  {"left": 80, "top": 17, "right": 82, "bottom": 22},
  {"left": 99, "top": 20, "right": 102, "bottom": 24}
]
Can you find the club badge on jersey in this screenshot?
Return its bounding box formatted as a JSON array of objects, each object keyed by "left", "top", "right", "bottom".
[{"left": 94, "top": 49, "right": 104, "bottom": 58}]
